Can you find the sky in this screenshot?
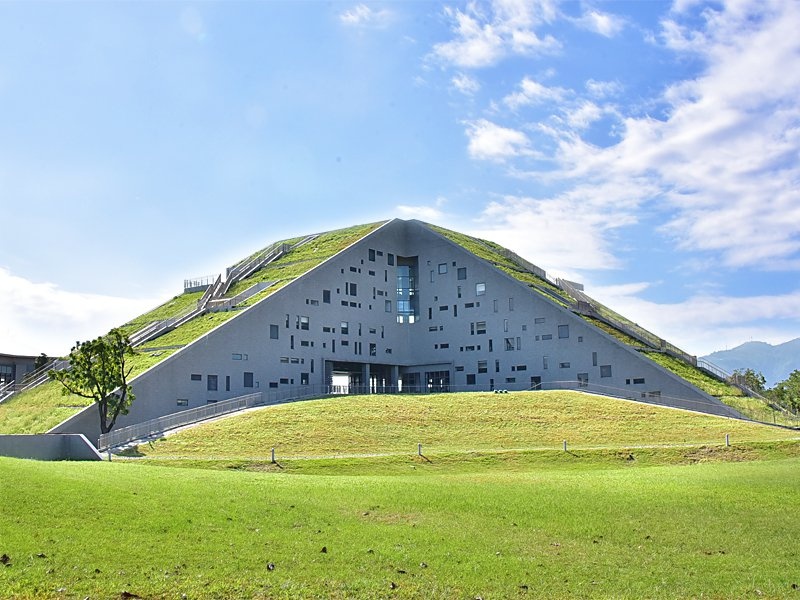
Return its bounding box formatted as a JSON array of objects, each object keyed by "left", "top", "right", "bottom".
[{"left": 1, "top": 0, "right": 799, "bottom": 361}]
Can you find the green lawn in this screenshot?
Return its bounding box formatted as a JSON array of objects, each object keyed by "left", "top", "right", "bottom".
[
  {"left": 1, "top": 456, "right": 799, "bottom": 599},
  {"left": 131, "top": 391, "right": 798, "bottom": 463}
]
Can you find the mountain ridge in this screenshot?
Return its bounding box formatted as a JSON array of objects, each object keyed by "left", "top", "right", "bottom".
[{"left": 702, "top": 338, "right": 800, "bottom": 387}]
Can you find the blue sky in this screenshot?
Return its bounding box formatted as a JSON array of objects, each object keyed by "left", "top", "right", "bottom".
[{"left": 1, "top": 0, "right": 799, "bottom": 359}]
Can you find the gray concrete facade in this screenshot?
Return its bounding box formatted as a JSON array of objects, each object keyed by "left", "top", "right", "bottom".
[{"left": 52, "top": 219, "right": 741, "bottom": 443}]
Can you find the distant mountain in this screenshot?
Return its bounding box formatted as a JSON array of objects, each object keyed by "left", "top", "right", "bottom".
[{"left": 702, "top": 338, "right": 800, "bottom": 388}]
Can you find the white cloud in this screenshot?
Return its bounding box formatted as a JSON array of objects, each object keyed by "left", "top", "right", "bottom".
[
  {"left": 0, "top": 268, "right": 159, "bottom": 357},
  {"left": 431, "top": 1, "right": 561, "bottom": 68},
  {"left": 530, "top": 0, "right": 800, "bottom": 270},
  {"left": 588, "top": 283, "right": 800, "bottom": 356},
  {"left": 452, "top": 72, "right": 481, "bottom": 95},
  {"left": 575, "top": 9, "right": 625, "bottom": 37},
  {"left": 339, "top": 4, "right": 392, "bottom": 28},
  {"left": 464, "top": 119, "right": 538, "bottom": 161},
  {"left": 585, "top": 79, "right": 623, "bottom": 99},
  {"left": 502, "top": 76, "right": 566, "bottom": 109},
  {"left": 395, "top": 196, "right": 447, "bottom": 221}
]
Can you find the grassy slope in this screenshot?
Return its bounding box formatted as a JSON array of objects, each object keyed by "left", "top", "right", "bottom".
[
  {"left": 131, "top": 391, "right": 797, "bottom": 463},
  {"left": 2, "top": 456, "right": 799, "bottom": 599}
]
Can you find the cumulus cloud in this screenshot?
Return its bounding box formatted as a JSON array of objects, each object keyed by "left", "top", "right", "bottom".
[
  {"left": 464, "top": 119, "right": 540, "bottom": 161},
  {"left": 431, "top": 1, "right": 561, "bottom": 68},
  {"left": 395, "top": 196, "right": 448, "bottom": 221},
  {"left": 0, "top": 268, "right": 159, "bottom": 356},
  {"left": 588, "top": 283, "right": 800, "bottom": 356},
  {"left": 574, "top": 8, "right": 625, "bottom": 37},
  {"left": 506, "top": 0, "right": 800, "bottom": 270},
  {"left": 339, "top": 4, "right": 392, "bottom": 28},
  {"left": 451, "top": 72, "right": 481, "bottom": 95},
  {"left": 502, "top": 76, "right": 566, "bottom": 109}
]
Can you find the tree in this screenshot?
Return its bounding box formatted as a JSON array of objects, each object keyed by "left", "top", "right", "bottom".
[
  {"left": 50, "top": 328, "right": 136, "bottom": 434},
  {"left": 34, "top": 353, "right": 50, "bottom": 371},
  {"left": 730, "top": 368, "right": 766, "bottom": 394},
  {"left": 769, "top": 370, "right": 800, "bottom": 413}
]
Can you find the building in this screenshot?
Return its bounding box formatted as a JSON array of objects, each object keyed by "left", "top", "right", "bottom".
[
  {"left": 0, "top": 353, "right": 37, "bottom": 387},
  {"left": 54, "top": 219, "right": 742, "bottom": 442}
]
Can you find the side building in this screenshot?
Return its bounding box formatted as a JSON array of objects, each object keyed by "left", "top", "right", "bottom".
[{"left": 53, "top": 219, "right": 741, "bottom": 442}]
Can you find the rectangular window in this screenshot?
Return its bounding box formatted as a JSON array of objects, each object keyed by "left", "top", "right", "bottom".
[
  {"left": 280, "top": 378, "right": 289, "bottom": 385},
  {"left": 600, "top": 365, "right": 612, "bottom": 378},
  {"left": 476, "top": 321, "right": 486, "bottom": 334},
  {"left": 269, "top": 382, "right": 279, "bottom": 389},
  {"left": 369, "top": 343, "right": 377, "bottom": 357},
  {"left": 466, "top": 374, "right": 476, "bottom": 385},
  {"left": 578, "top": 373, "right": 589, "bottom": 388},
  {"left": 542, "top": 334, "right": 553, "bottom": 340},
  {"left": 438, "top": 263, "right": 447, "bottom": 274},
  {"left": 347, "top": 282, "right": 358, "bottom": 296},
  {"left": 504, "top": 319, "right": 509, "bottom": 332},
  {"left": 489, "top": 339, "right": 493, "bottom": 352},
  {"left": 534, "top": 317, "right": 546, "bottom": 324},
  {"left": 509, "top": 297, "right": 514, "bottom": 311},
  {"left": 515, "top": 364, "right": 527, "bottom": 371},
  {"left": 270, "top": 324, "right": 279, "bottom": 339},
  {"left": 388, "top": 253, "right": 395, "bottom": 266},
  {"left": 559, "top": 362, "right": 571, "bottom": 369},
  {"left": 226, "top": 375, "right": 231, "bottom": 392},
  {"left": 543, "top": 356, "right": 549, "bottom": 370},
  {"left": 190, "top": 373, "right": 202, "bottom": 381},
  {"left": 457, "top": 285, "right": 462, "bottom": 298},
  {"left": 439, "top": 305, "right": 449, "bottom": 311},
  {"left": 207, "top": 375, "right": 218, "bottom": 391},
  {"left": 232, "top": 353, "right": 242, "bottom": 360},
  {"left": 592, "top": 352, "right": 598, "bottom": 367},
  {"left": 516, "top": 337, "right": 521, "bottom": 350},
  {"left": 385, "top": 300, "right": 392, "bottom": 312},
  {"left": 505, "top": 377, "right": 516, "bottom": 383},
  {"left": 478, "top": 361, "right": 488, "bottom": 374},
  {"left": 244, "top": 372, "right": 254, "bottom": 387},
  {"left": 369, "top": 248, "right": 376, "bottom": 261},
  {"left": 633, "top": 377, "right": 646, "bottom": 385},
  {"left": 299, "top": 316, "right": 309, "bottom": 331},
  {"left": 505, "top": 337, "right": 515, "bottom": 351},
  {"left": 476, "top": 282, "right": 486, "bottom": 296},
  {"left": 465, "top": 302, "right": 474, "bottom": 308},
  {"left": 495, "top": 359, "right": 500, "bottom": 373},
  {"left": 493, "top": 299, "right": 498, "bottom": 313},
  {"left": 457, "top": 267, "right": 467, "bottom": 280},
  {"left": 340, "top": 321, "right": 349, "bottom": 335},
  {"left": 301, "top": 372, "right": 309, "bottom": 385},
  {"left": 558, "top": 324, "right": 569, "bottom": 339},
  {"left": 176, "top": 398, "right": 189, "bottom": 406},
  {"left": 323, "top": 289, "right": 331, "bottom": 304}
]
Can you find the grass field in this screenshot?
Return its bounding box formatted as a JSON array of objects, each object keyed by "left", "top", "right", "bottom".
[
  {"left": 2, "top": 392, "right": 799, "bottom": 598},
  {"left": 2, "top": 456, "right": 799, "bottom": 599}
]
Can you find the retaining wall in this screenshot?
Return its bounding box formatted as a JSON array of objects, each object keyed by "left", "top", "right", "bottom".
[{"left": 0, "top": 434, "right": 103, "bottom": 461}]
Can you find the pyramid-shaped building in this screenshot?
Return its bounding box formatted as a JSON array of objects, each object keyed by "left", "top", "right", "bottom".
[{"left": 54, "top": 219, "right": 744, "bottom": 442}]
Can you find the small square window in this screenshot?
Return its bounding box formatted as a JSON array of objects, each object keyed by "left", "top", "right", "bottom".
[
  {"left": 600, "top": 365, "right": 612, "bottom": 378},
  {"left": 176, "top": 398, "right": 189, "bottom": 406},
  {"left": 438, "top": 263, "right": 447, "bottom": 274},
  {"left": 476, "top": 282, "right": 486, "bottom": 296},
  {"left": 457, "top": 267, "right": 467, "bottom": 280}
]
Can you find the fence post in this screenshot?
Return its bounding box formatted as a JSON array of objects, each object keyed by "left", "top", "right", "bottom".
[
  {"left": 725, "top": 434, "right": 730, "bottom": 447},
  {"left": 563, "top": 440, "right": 567, "bottom": 452},
  {"left": 271, "top": 447, "right": 276, "bottom": 463},
  {"left": 418, "top": 443, "right": 422, "bottom": 456}
]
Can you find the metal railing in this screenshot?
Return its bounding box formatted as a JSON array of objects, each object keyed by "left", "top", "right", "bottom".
[
  {"left": 98, "top": 392, "right": 264, "bottom": 450},
  {"left": 184, "top": 275, "right": 218, "bottom": 292}
]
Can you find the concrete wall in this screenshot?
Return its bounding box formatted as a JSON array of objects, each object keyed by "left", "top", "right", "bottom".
[
  {"left": 51, "top": 219, "right": 741, "bottom": 440},
  {"left": 0, "top": 434, "right": 103, "bottom": 461}
]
